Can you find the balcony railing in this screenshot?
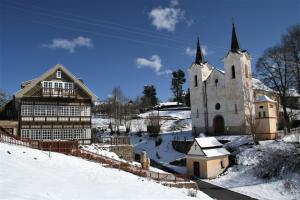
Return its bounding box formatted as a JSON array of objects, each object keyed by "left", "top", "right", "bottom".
[{"left": 42, "top": 88, "right": 76, "bottom": 98}]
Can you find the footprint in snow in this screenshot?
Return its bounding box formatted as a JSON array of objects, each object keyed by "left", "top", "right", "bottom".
[
  {"left": 33, "top": 157, "right": 37, "bottom": 160},
  {"left": 7, "top": 151, "right": 11, "bottom": 154}
]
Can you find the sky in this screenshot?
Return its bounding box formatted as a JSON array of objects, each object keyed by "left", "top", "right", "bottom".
[{"left": 0, "top": 0, "right": 299, "bottom": 101}]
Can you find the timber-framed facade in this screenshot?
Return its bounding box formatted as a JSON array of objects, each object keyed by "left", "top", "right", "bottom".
[{"left": 10, "top": 64, "right": 97, "bottom": 144}]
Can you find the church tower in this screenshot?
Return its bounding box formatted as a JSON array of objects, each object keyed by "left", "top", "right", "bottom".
[
  {"left": 224, "top": 23, "right": 253, "bottom": 134},
  {"left": 189, "top": 37, "right": 213, "bottom": 135}
]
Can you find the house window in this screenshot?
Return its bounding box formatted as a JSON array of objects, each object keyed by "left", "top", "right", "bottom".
[
  {"left": 215, "top": 103, "right": 221, "bottom": 110},
  {"left": 258, "top": 112, "right": 261, "bottom": 118},
  {"left": 245, "top": 65, "right": 248, "bottom": 78},
  {"left": 234, "top": 104, "right": 238, "bottom": 114},
  {"left": 231, "top": 65, "right": 236, "bottom": 79},
  {"left": 259, "top": 106, "right": 264, "bottom": 109},
  {"left": 263, "top": 111, "right": 266, "bottom": 117},
  {"left": 57, "top": 70, "right": 62, "bottom": 78},
  {"left": 196, "top": 108, "right": 199, "bottom": 118},
  {"left": 194, "top": 75, "right": 198, "bottom": 87}
]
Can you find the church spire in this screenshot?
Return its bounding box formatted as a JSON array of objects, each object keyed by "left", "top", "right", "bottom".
[
  {"left": 231, "top": 23, "right": 240, "bottom": 52},
  {"left": 195, "top": 36, "right": 204, "bottom": 64}
]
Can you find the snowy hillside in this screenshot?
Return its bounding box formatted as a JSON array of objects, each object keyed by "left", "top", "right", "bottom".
[
  {"left": 206, "top": 137, "right": 300, "bottom": 200},
  {"left": 0, "top": 143, "right": 212, "bottom": 200},
  {"left": 92, "top": 109, "right": 192, "bottom": 133},
  {"left": 131, "top": 131, "right": 193, "bottom": 173}
]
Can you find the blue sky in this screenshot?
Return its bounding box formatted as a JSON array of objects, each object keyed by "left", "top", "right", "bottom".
[{"left": 0, "top": 0, "right": 299, "bottom": 101}]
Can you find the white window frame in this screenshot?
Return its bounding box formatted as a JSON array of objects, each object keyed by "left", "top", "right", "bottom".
[{"left": 57, "top": 70, "right": 62, "bottom": 78}]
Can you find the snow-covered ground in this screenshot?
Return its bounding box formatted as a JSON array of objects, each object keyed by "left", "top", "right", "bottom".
[
  {"left": 92, "top": 110, "right": 300, "bottom": 199},
  {"left": 92, "top": 109, "right": 193, "bottom": 173},
  {"left": 82, "top": 143, "right": 167, "bottom": 173},
  {"left": 92, "top": 110, "right": 192, "bottom": 133},
  {"left": 205, "top": 136, "right": 300, "bottom": 200},
  {"left": 0, "top": 143, "right": 212, "bottom": 200},
  {"left": 131, "top": 130, "right": 193, "bottom": 173}
]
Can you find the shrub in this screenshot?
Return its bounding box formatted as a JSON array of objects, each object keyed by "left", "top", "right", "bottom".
[
  {"left": 155, "top": 136, "right": 162, "bottom": 146},
  {"left": 147, "top": 125, "right": 160, "bottom": 137},
  {"left": 255, "top": 148, "right": 300, "bottom": 179}
]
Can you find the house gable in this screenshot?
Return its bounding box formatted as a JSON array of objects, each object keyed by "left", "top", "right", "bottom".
[
  {"left": 15, "top": 64, "right": 98, "bottom": 101},
  {"left": 187, "top": 140, "right": 205, "bottom": 156}
]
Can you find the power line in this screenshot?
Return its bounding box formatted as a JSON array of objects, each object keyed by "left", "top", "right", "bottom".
[
  {"left": 5, "top": 14, "right": 186, "bottom": 51},
  {"left": 3, "top": 0, "right": 196, "bottom": 46}
]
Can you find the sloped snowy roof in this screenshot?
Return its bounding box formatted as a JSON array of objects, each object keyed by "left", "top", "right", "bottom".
[
  {"left": 252, "top": 78, "right": 273, "bottom": 92},
  {"left": 195, "top": 137, "right": 223, "bottom": 148},
  {"left": 288, "top": 89, "right": 300, "bottom": 97},
  {"left": 214, "top": 68, "right": 225, "bottom": 74},
  {"left": 203, "top": 148, "right": 230, "bottom": 158},
  {"left": 256, "top": 95, "right": 276, "bottom": 103}
]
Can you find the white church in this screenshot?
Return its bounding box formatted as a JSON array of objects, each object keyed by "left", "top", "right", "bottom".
[{"left": 189, "top": 24, "right": 255, "bottom": 135}]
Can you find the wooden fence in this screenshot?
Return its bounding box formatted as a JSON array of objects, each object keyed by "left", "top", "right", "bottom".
[
  {"left": 71, "top": 148, "right": 198, "bottom": 189},
  {"left": 0, "top": 128, "right": 197, "bottom": 189},
  {"left": 0, "top": 129, "right": 78, "bottom": 154},
  {"left": 97, "top": 136, "right": 131, "bottom": 145}
]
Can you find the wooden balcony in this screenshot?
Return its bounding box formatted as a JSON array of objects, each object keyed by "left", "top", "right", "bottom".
[{"left": 42, "top": 88, "right": 77, "bottom": 98}]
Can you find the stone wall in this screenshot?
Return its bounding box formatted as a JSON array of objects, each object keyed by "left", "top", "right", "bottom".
[{"left": 110, "top": 145, "right": 134, "bottom": 162}]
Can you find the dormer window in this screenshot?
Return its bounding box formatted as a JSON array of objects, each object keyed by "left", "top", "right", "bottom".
[{"left": 57, "top": 70, "right": 62, "bottom": 79}]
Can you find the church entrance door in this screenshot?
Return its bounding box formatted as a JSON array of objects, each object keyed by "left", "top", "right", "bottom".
[{"left": 213, "top": 115, "right": 225, "bottom": 134}]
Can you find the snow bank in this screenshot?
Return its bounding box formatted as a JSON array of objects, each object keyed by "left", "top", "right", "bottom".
[
  {"left": 0, "top": 143, "right": 212, "bottom": 200},
  {"left": 132, "top": 131, "right": 193, "bottom": 173},
  {"left": 206, "top": 140, "right": 300, "bottom": 200}
]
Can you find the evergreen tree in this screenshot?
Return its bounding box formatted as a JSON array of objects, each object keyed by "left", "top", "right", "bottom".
[
  {"left": 141, "top": 85, "right": 158, "bottom": 110},
  {"left": 171, "top": 69, "right": 186, "bottom": 104},
  {"left": 184, "top": 88, "right": 191, "bottom": 107}
]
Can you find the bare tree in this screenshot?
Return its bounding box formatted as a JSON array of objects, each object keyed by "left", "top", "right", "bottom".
[
  {"left": 0, "top": 90, "right": 9, "bottom": 107},
  {"left": 243, "top": 82, "right": 257, "bottom": 143},
  {"left": 146, "top": 112, "right": 161, "bottom": 137},
  {"left": 281, "top": 24, "right": 300, "bottom": 93},
  {"left": 256, "top": 46, "right": 294, "bottom": 133}
]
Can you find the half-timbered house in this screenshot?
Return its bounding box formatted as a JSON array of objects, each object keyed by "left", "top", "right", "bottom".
[{"left": 4, "top": 64, "right": 97, "bottom": 144}]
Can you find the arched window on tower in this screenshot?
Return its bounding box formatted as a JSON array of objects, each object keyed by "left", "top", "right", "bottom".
[
  {"left": 194, "top": 75, "right": 198, "bottom": 87},
  {"left": 245, "top": 64, "right": 248, "bottom": 78},
  {"left": 231, "top": 65, "right": 236, "bottom": 79}
]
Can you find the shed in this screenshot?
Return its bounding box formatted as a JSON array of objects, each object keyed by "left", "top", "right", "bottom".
[{"left": 186, "top": 137, "right": 230, "bottom": 179}]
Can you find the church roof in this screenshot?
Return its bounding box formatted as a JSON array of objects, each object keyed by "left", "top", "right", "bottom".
[
  {"left": 231, "top": 23, "right": 241, "bottom": 52},
  {"left": 195, "top": 37, "right": 205, "bottom": 64},
  {"left": 252, "top": 78, "right": 273, "bottom": 92}
]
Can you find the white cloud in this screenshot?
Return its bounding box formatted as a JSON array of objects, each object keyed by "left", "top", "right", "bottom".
[
  {"left": 185, "top": 47, "right": 196, "bottom": 56},
  {"left": 148, "top": 4, "right": 184, "bottom": 32},
  {"left": 185, "top": 45, "right": 208, "bottom": 57},
  {"left": 136, "top": 55, "right": 172, "bottom": 75},
  {"left": 43, "top": 36, "right": 93, "bottom": 54},
  {"left": 170, "top": 0, "right": 179, "bottom": 7}
]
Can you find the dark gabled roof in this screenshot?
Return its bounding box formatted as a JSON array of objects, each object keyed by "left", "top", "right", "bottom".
[
  {"left": 231, "top": 23, "right": 241, "bottom": 52},
  {"left": 15, "top": 64, "right": 98, "bottom": 101},
  {"left": 195, "top": 37, "right": 204, "bottom": 64}
]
